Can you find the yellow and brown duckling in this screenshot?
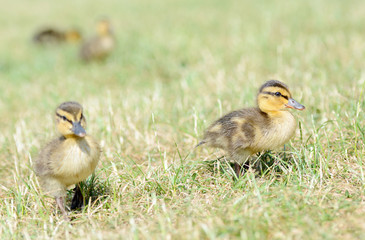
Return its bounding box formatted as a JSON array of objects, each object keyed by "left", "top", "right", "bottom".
[
  {"left": 35, "top": 101, "right": 100, "bottom": 219},
  {"left": 197, "top": 80, "right": 305, "bottom": 176},
  {"left": 33, "top": 27, "right": 82, "bottom": 45},
  {"left": 80, "top": 19, "right": 115, "bottom": 62}
]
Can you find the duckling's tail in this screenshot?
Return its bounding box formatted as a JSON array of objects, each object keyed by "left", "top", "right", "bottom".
[{"left": 195, "top": 141, "right": 206, "bottom": 148}]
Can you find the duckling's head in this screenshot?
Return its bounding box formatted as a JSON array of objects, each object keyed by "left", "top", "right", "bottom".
[
  {"left": 96, "top": 19, "right": 112, "bottom": 36},
  {"left": 257, "top": 80, "right": 305, "bottom": 113},
  {"left": 65, "top": 29, "right": 82, "bottom": 42},
  {"left": 55, "top": 101, "right": 87, "bottom": 138}
]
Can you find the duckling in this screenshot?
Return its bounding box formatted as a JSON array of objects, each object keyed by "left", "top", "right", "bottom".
[
  {"left": 34, "top": 101, "right": 100, "bottom": 219},
  {"left": 80, "top": 19, "right": 115, "bottom": 62},
  {"left": 33, "top": 27, "right": 82, "bottom": 45},
  {"left": 197, "top": 80, "right": 305, "bottom": 176}
]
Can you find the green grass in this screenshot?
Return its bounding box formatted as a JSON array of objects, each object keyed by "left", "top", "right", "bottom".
[{"left": 1, "top": 0, "right": 365, "bottom": 239}]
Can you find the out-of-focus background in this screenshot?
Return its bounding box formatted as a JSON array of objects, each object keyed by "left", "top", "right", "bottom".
[{"left": 1, "top": 0, "right": 364, "bottom": 238}]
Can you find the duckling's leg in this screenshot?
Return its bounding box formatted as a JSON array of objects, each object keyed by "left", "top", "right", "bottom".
[
  {"left": 71, "top": 184, "right": 84, "bottom": 210},
  {"left": 55, "top": 196, "right": 69, "bottom": 220},
  {"left": 233, "top": 162, "right": 242, "bottom": 176},
  {"left": 230, "top": 151, "right": 250, "bottom": 177},
  {"left": 233, "top": 162, "right": 250, "bottom": 177}
]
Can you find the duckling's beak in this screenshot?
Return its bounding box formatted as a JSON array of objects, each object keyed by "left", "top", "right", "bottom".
[
  {"left": 72, "top": 122, "right": 86, "bottom": 137},
  {"left": 286, "top": 98, "right": 305, "bottom": 110}
]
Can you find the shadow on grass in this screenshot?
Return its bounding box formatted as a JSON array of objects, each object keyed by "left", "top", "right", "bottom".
[
  {"left": 203, "top": 148, "right": 298, "bottom": 179},
  {"left": 66, "top": 173, "right": 110, "bottom": 213}
]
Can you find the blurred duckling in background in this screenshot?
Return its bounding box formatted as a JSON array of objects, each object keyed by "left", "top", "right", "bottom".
[
  {"left": 33, "top": 27, "right": 82, "bottom": 45},
  {"left": 35, "top": 101, "right": 100, "bottom": 220},
  {"left": 80, "top": 19, "right": 115, "bottom": 62},
  {"left": 197, "top": 80, "right": 305, "bottom": 176}
]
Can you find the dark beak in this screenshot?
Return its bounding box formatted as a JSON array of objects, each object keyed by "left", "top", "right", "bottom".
[
  {"left": 286, "top": 98, "right": 305, "bottom": 110},
  {"left": 72, "top": 122, "right": 86, "bottom": 137}
]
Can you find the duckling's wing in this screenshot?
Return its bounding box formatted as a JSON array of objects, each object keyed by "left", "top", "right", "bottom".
[
  {"left": 34, "top": 136, "right": 65, "bottom": 176},
  {"left": 201, "top": 108, "right": 270, "bottom": 151},
  {"left": 200, "top": 109, "right": 251, "bottom": 150}
]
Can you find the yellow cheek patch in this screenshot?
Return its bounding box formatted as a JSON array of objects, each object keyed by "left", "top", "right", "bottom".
[{"left": 61, "top": 122, "right": 72, "bottom": 129}]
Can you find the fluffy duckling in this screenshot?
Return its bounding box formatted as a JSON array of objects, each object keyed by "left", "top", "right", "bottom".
[
  {"left": 197, "top": 80, "right": 305, "bottom": 176},
  {"left": 35, "top": 101, "right": 100, "bottom": 219},
  {"left": 80, "top": 19, "right": 115, "bottom": 62},
  {"left": 33, "top": 28, "right": 82, "bottom": 45}
]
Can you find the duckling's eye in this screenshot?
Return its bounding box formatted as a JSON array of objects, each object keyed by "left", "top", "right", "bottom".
[
  {"left": 275, "top": 92, "right": 281, "bottom": 97},
  {"left": 56, "top": 113, "right": 73, "bottom": 123}
]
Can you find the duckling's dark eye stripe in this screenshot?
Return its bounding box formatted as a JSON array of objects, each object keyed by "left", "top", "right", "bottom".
[
  {"left": 262, "top": 91, "right": 289, "bottom": 100},
  {"left": 56, "top": 113, "right": 73, "bottom": 124}
]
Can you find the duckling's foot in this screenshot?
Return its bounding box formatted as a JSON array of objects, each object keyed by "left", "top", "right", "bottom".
[
  {"left": 233, "top": 162, "right": 250, "bottom": 177},
  {"left": 71, "top": 184, "right": 84, "bottom": 210}
]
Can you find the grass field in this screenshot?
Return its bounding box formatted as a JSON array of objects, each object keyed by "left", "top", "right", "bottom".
[{"left": 1, "top": 0, "right": 365, "bottom": 239}]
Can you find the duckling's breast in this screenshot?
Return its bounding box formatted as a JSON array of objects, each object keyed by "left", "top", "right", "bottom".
[
  {"left": 100, "top": 36, "right": 114, "bottom": 51},
  {"left": 251, "top": 111, "right": 297, "bottom": 152},
  {"left": 52, "top": 136, "right": 100, "bottom": 186}
]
